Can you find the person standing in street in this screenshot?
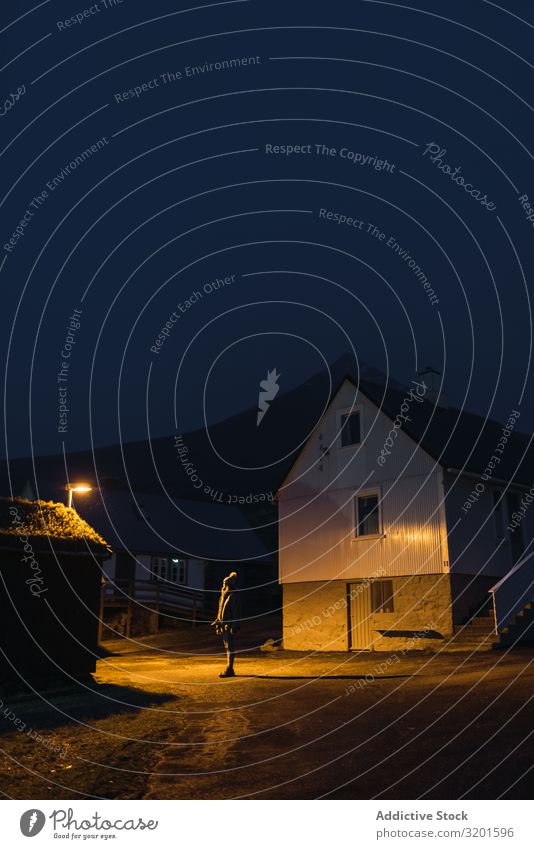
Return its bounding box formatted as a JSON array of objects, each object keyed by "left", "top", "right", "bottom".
[{"left": 211, "top": 571, "right": 240, "bottom": 678}]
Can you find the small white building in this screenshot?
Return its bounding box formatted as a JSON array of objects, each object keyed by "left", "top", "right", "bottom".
[{"left": 278, "top": 375, "right": 534, "bottom": 652}]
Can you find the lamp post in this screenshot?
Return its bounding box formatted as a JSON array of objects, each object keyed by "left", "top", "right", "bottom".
[{"left": 66, "top": 483, "right": 92, "bottom": 509}]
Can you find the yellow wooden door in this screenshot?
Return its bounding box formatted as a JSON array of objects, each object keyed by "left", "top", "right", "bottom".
[{"left": 348, "top": 583, "right": 373, "bottom": 650}]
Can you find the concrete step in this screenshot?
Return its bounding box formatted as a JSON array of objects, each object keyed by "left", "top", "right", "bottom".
[
  {"left": 448, "top": 636, "right": 497, "bottom": 647},
  {"left": 459, "top": 630, "right": 495, "bottom": 638},
  {"left": 448, "top": 615, "right": 498, "bottom": 651},
  {"left": 456, "top": 616, "right": 494, "bottom": 628},
  {"left": 503, "top": 619, "right": 534, "bottom": 639},
  {"left": 501, "top": 606, "right": 534, "bottom": 634},
  {"left": 461, "top": 636, "right": 495, "bottom": 644},
  {"left": 451, "top": 643, "right": 496, "bottom": 651},
  {"left": 452, "top": 600, "right": 534, "bottom": 650}
]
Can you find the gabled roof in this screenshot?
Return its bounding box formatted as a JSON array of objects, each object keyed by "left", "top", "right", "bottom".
[
  {"left": 0, "top": 497, "right": 110, "bottom": 554},
  {"left": 74, "top": 489, "right": 272, "bottom": 563},
  {"left": 358, "top": 378, "right": 533, "bottom": 485},
  {"left": 279, "top": 375, "right": 534, "bottom": 491}
]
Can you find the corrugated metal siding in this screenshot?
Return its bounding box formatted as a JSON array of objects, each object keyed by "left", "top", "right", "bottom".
[
  {"left": 279, "top": 473, "right": 445, "bottom": 582},
  {"left": 279, "top": 381, "right": 447, "bottom": 583},
  {"left": 280, "top": 382, "right": 439, "bottom": 500},
  {"left": 444, "top": 473, "right": 515, "bottom": 578}
]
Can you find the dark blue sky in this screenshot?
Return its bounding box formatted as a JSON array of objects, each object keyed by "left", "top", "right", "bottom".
[{"left": 2, "top": 0, "right": 534, "bottom": 460}]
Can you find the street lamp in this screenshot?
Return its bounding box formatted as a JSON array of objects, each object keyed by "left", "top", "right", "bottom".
[{"left": 66, "top": 483, "right": 92, "bottom": 509}]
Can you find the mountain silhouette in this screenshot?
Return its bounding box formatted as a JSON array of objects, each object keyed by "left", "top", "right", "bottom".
[{"left": 1, "top": 355, "right": 395, "bottom": 547}]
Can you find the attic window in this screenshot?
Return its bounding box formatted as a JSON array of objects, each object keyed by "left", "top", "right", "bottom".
[{"left": 340, "top": 410, "right": 361, "bottom": 447}]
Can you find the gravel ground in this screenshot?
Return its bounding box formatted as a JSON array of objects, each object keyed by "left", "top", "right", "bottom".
[{"left": 1, "top": 624, "right": 533, "bottom": 800}]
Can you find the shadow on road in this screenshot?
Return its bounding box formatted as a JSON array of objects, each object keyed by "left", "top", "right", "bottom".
[
  {"left": 239, "top": 674, "right": 412, "bottom": 681},
  {"left": 0, "top": 681, "right": 174, "bottom": 734}
]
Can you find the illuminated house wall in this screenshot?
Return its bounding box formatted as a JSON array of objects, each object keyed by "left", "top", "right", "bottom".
[
  {"left": 277, "top": 378, "right": 527, "bottom": 652},
  {"left": 279, "top": 379, "right": 448, "bottom": 585}
]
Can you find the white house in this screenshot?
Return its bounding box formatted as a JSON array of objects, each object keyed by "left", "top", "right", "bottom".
[{"left": 278, "top": 374, "right": 534, "bottom": 652}]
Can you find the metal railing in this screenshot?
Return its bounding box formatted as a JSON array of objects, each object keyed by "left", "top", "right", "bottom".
[{"left": 489, "top": 551, "right": 534, "bottom": 633}]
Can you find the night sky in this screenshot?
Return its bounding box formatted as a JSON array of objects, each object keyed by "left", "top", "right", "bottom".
[{"left": 2, "top": 0, "right": 534, "bottom": 464}]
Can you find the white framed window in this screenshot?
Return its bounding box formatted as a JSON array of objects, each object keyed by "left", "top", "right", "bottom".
[
  {"left": 151, "top": 556, "right": 188, "bottom": 584},
  {"left": 171, "top": 557, "right": 188, "bottom": 584},
  {"left": 151, "top": 556, "right": 168, "bottom": 580},
  {"left": 338, "top": 406, "right": 362, "bottom": 448},
  {"left": 354, "top": 490, "right": 382, "bottom": 538}
]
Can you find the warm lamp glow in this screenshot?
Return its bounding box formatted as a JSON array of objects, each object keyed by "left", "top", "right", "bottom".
[{"left": 66, "top": 483, "right": 93, "bottom": 508}]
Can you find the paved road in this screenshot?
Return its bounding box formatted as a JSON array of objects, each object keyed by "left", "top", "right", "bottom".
[{"left": 94, "top": 632, "right": 534, "bottom": 800}]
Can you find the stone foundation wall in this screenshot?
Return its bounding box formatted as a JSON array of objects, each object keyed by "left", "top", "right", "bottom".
[
  {"left": 283, "top": 581, "right": 350, "bottom": 651},
  {"left": 370, "top": 574, "right": 453, "bottom": 652},
  {"left": 283, "top": 574, "right": 454, "bottom": 652}
]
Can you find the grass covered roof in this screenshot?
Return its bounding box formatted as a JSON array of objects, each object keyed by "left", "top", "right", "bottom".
[{"left": 0, "top": 497, "right": 110, "bottom": 553}]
